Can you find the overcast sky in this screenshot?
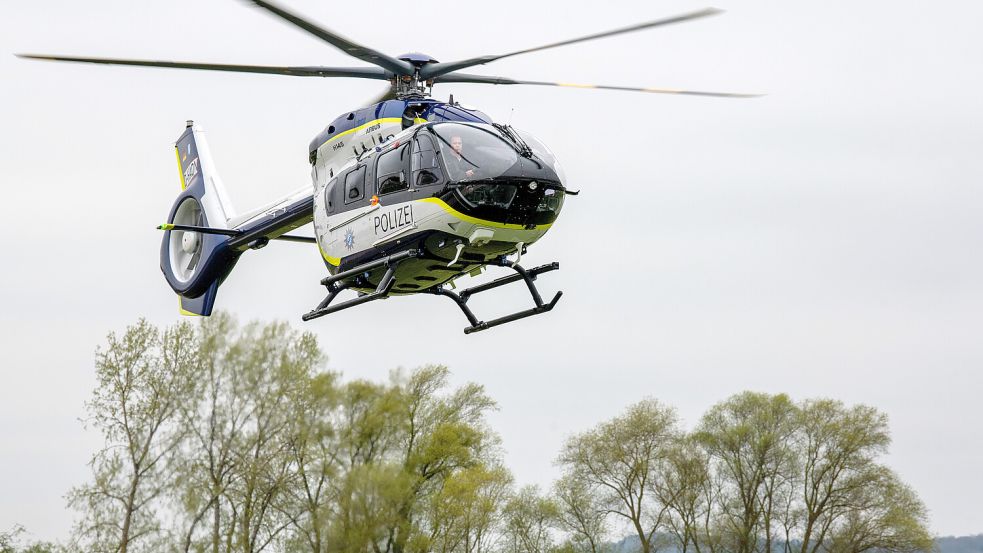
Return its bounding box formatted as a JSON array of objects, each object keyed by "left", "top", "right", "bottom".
[{"left": 1, "top": 0, "right": 981, "bottom": 542}]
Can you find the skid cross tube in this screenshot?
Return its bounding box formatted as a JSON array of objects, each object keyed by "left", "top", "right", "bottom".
[
  {"left": 431, "top": 260, "right": 562, "bottom": 334},
  {"left": 302, "top": 249, "right": 419, "bottom": 321},
  {"left": 432, "top": 287, "right": 481, "bottom": 327},
  {"left": 319, "top": 249, "right": 419, "bottom": 287},
  {"left": 459, "top": 262, "right": 559, "bottom": 302},
  {"left": 313, "top": 282, "right": 353, "bottom": 311}
]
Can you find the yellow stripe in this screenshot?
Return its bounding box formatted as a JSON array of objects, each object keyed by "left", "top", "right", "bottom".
[
  {"left": 178, "top": 297, "right": 201, "bottom": 316},
  {"left": 175, "top": 147, "right": 187, "bottom": 190},
  {"left": 317, "top": 196, "right": 548, "bottom": 268},
  {"left": 557, "top": 82, "right": 596, "bottom": 89},
  {"left": 416, "top": 197, "right": 552, "bottom": 231},
  {"left": 319, "top": 244, "right": 340, "bottom": 266},
  {"left": 315, "top": 117, "right": 403, "bottom": 151}
]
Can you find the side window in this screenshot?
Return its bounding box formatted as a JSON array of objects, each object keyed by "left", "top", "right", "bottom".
[
  {"left": 376, "top": 145, "right": 408, "bottom": 195},
  {"left": 413, "top": 134, "right": 442, "bottom": 186},
  {"left": 344, "top": 166, "right": 365, "bottom": 204},
  {"left": 324, "top": 177, "right": 338, "bottom": 213}
]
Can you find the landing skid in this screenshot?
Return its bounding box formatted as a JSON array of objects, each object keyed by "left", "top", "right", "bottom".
[
  {"left": 302, "top": 249, "right": 421, "bottom": 322},
  {"left": 431, "top": 260, "right": 562, "bottom": 334},
  {"left": 302, "top": 250, "right": 562, "bottom": 334}
]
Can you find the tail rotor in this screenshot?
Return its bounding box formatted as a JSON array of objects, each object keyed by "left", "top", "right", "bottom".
[{"left": 160, "top": 123, "right": 240, "bottom": 316}]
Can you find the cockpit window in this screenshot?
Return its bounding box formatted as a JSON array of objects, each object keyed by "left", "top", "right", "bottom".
[
  {"left": 344, "top": 166, "right": 365, "bottom": 204},
  {"left": 516, "top": 128, "right": 566, "bottom": 184},
  {"left": 325, "top": 177, "right": 338, "bottom": 213},
  {"left": 431, "top": 123, "right": 519, "bottom": 182},
  {"left": 377, "top": 144, "right": 409, "bottom": 195},
  {"left": 412, "top": 134, "right": 443, "bottom": 186}
]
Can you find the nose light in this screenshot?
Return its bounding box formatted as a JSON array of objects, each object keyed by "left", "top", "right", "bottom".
[{"left": 528, "top": 181, "right": 538, "bottom": 191}]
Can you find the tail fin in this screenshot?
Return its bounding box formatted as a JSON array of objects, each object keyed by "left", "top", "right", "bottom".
[
  {"left": 175, "top": 121, "right": 236, "bottom": 226},
  {"left": 161, "top": 121, "right": 241, "bottom": 316}
]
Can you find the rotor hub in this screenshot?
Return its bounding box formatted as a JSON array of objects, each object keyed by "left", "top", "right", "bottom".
[
  {"left": 396, "top": 52, "right": 438, "bottom": 67},
  {"left": 181, "top": 231, "right": 200, "bottom": 253}
]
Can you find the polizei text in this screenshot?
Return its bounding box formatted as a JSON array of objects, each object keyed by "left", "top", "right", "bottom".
[{"left": 374, "top": 205, "right": 414, "bottom": 235}]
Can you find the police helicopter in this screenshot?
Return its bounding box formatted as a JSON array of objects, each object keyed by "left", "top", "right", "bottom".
[{"left": 19, "top": 0, "right": 757, "bottom": 334}]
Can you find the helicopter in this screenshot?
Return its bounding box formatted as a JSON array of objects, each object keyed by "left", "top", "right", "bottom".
[{"left": 19, "top": 0, "right": 757, "bottom": 334}]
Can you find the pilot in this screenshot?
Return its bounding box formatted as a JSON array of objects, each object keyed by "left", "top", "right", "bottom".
[{"left": 449, "top": 135, "right": 476, "bottom": 179}]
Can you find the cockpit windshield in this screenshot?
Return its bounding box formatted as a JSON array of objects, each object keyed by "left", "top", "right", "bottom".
[
  {"left": 430, "top": 123, "right": 519, "bottom": 182},
  {"left": 516, "top": 128, "right": 566, "bottom": 184}
]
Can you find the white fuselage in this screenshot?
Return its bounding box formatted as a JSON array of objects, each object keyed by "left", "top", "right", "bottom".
[{"left": 310, "top": 121, "right": 554, "bottom": 272}]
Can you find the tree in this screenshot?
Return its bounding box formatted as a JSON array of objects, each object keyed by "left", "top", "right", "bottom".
[
  {"left": 163, "top": 315, "right": 327, "bottom": 553},
  {"left": 824, "top": 468, "right": 932, "bottom": 553},
  {"left": 501, "top": 486, "right": 560, "bottom": 553},
  {"left": 649, "top": 439, "right": 714, "bottom": 553},
  {"left": 170, "top": 312, "right": 246, "bottom": 553},
  {"left": 69, "top": 314, "right": 330, "bottom": 553},
  {"left": 796, "top": 400, "right": 891, "bottom": 553},
  {"left": 280, "top": 371, "right": 341, "bottom": 553},
  {"left": 69, "top": 319, "right": 197, "bottom": 553},
  {"left": 385, "top": 366, "right": 499, "bottom": 553},
  {"left": 65, "top": 316, "right": 936, "bottom": 553},
  {"left": 0, "top": 525, "right": 25, "bottom": 553},
  {"left": 324, "top": 366, "right": 501, "bottom": 553},
  {"left": 553, "top": 474, "right": 608, "bottom": 553},
  {"left": 325, "top": 377, "right": 405, "bottom": 553},
  {"left": 221, "top": 320, "right": 323, "bottom": 553},
  {"left": 688, "top": 394, "right": 932, "bottom": 553},
  {"left": 694, "top": 392, "right": 799, "bottom": 553},
  {"left": 0, "top": 525, "right": 63, "bottom": 553},
  {"left": 557, "top": 399, "right": 680, "bottom": 553},
  {"left": 427, "top": 463, "right": 513, "bottom": 553},
  {"left": 331, "top": 463, "right": 412, "bottom": 553}
]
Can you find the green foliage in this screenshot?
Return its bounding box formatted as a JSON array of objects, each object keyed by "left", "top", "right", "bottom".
[
  {"left": 63, "top": 315, "right": 934, "bottom": 553},
  {"left": 67, "top": 315, "right": 509, "bottom": 553},
  {"left": 553, "top": 474, "right": 609, "bottom": 553},
  {"left": 557, "top": 394, "right": 933, "bottom": 553},
  {"left": 558, "top": 399, "right": 681, "bottom": 553},
  {"left": 68, "top": 319, "right": 198, "bottom": 553},
  {"left": 693, "top": 392, "right": 799, "bottom": 553},
  {"left": 427, "top": 464, "right": 513, "bottom": 553},
  {"left": 0, "top": 525, "right": 64, "bottom": 553},
  {"left": 501, "top": 486, "right": 561, "bottom": 553},
  {"left": 825, "top": 467, "right": 933, "bottom": 553},
  {"left": 796, "top": 399, "right": 894, "bottom": 553},
  {"left": 0, "top": 525, "right": 24, "bottom": 553}
]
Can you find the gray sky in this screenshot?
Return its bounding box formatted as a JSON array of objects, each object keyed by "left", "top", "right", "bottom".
[{"left": 2, "top": 0, "right": 981, "bottom": 542}]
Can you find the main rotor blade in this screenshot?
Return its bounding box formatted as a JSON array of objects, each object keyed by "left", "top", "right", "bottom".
[
  {"left": 246, "top": 0, "right": 413, "bottom": 75},
  {"left": 421, "top": 7, "right": 723, "bottom": 80},
  {"left": 17, "top": 54, "right": 391, "bottom": 79},
  {"left": 436, "top": 72, "right": 761, "bottom": 98}
]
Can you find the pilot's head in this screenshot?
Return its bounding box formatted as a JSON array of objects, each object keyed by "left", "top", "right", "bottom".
[{"left": 450, "top": 136, "right": 463, "bottom": 156}]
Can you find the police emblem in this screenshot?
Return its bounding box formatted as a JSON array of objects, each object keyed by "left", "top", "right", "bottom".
[{"left": 344, "top": 228, "right": 355, "bottom": 250}]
